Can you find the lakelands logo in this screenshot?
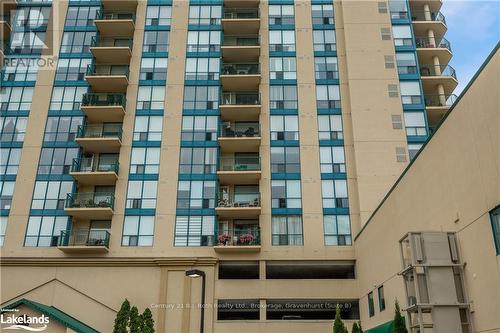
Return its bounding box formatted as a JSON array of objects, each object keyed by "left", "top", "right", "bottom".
[{"left": 0, "top": 313, "right": 49, "bottom": 332}]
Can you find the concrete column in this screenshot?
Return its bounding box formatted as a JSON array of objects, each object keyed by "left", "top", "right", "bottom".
[
  {"left": 437, "top": 84, "right": 446, "bottom": 106},
  {"left": 427, "top": 29, "right": 436, "bottom": 47},
  {"left": 259, "top": 299, "right": 266, "bottom": 320},
  {"left": 423, "top": 4, "right": 432, "bottom": 21},
  {"left": 433, "top": 55, "right": 441, "bottom": 75}
]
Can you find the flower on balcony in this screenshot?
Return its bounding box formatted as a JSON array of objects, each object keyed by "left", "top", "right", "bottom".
[
  {"left": 218, "top": 233, "right": 231, "bottom": 245},
  {"left": 239, "top": 233, "right": 254, "bottom": 245}
]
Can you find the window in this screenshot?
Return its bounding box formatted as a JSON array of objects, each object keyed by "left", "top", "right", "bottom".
[
  {"left": 38, "top": 147, "right": 78, "bottom": 175},
  {"left": 55, "top": 58, "right": 92, "bottom": 81},
  {"left": 396, "top": 53, "right": 417, "bottom": 74},
  {"left": 183, "top": 86, "right": 219, "bottom": 110},
  {"left": 10, "top": 31, "right": 46, "bottom": 54},
  {"left": 139, "top": 58, "right": 168, "bottom": 82},
  {"left": 368, "top": 292, "right": 375, "bottom": 317},
  {"left": 0, "top": 117, "right": 28, "bottom": 142},
  {"left": 270, "top": 115, "right": 299, "bottom": 141},
  {"left": 0, "top": 148, "right": 21, "bottom": 175},
  {"left": 321, "top": 179, "right": 349, "bottom": 208},
  {"left": 181, "top": 116, "right": 218, "bottom": 142},
  {"left": 185, "top": 58, "right": 220, "bottom": 81},
  {"left": 270, "top": 57, "right": 296, "bottom": 80},
  {"left": 0, "top": 87, "right": 34, "bottom": 112},
  {"left": 146, "top": 5, "right": 172, "bottom": 26},
  {"left": 44, "top": 116, "right": 83, "bottom": 142},
  {"left": 65, "top": 6, "right": 99, "bottom": 26},
  {"left": 267, "top": 299, "right": 359, "bottom": 320},
  {"left": 378, "top": 286, "right": 386, "bottom": 311},
  {"left": 319, "top": 146, "right": 346, "bottom": 173},
  {"left": 31, "top": 181, "right": 73, "bottom": 210},
  {"left": 218, "top": 261, "right": 260, "bottom": 279},
  {"left": 218, "top": 300, "right": 260, "bottom": 320},
  {"left": 324, "top": 215, "right": 351, "bottom": 245},
  {"left": 271, "top": 215, "right": 303, "bottom": 245},
  {"left": 174, "top": 215, "right": 215, "bottom": 246},
  {"left": 24, "top": 216, "right": 69, "bottom": 247},
  {"left": 384, "top": 55, "right": 395, "bottom": 69},
  {"left": 14, "top": 6, "right": 50, "bottom": 29},
  {"left": 312, "top": 4, "right": 334, "bottom": 25},
  {"left": 272, "top": 180, "right": 302, "bottom": 209},
  {"left": 389, "top": 1, "right": 409, "bottom": 19},
  {"left": 392, "top": 114, "right": 403, "bottom": 129},
  {"left": 143, "top": 31, "right": 170, "bottom": 53},
  {"left": 179, "top": 147, "right": 217, "bottom": 174},
  {"left": 318, "top": 115, "right": 343, "bottom": 140},
  {"left": 136, "top": 86, "right": 165, "bottom": 110},
  {"left": 315, "top": 57, "right": 338, "bottom": 80},
  {"left": 122, "top": 216, "right": 154, "bottom": 246},
  {"left": 126, "top": 180, "right": 158, "bottom": 209},
  {"left": 270, "top": 85, "right": 298, "bottom": 109},
  {"left": 187, "top": 31, "right": 221, "bottom": 53},
  {"left": 133, "top": 116, "right": 163, "bottom": 141},
  {"left": 316, "top": 85, "right": 340, "bottom": 109},
  {"left": 271, "top": 147, "right": 300, "bottom": 174},
  {"left": 130, "top": 147, "right": 160, "bottom": 175},
  {"left": 313, "top": 30, "right": 336, "bottom": 52},
  {"left": 269, "top": 30, "right": 295, "bottom": 52},
  {"left": 60, "top": 31, "right": 96, "bottom": 54},
  {"left": 0, "top": 181, "right": 15, "bottom": 210},
  {"left": 408, "top": 143, "right": 422, "bottom": 160},
  {"left": 189, "top": 5, "right": 222, "bottom": 25},
  {"left": 3, "top": 59, "right": 38, "bottom": 82},
  {"left": 0, "top": 217, "right": 6, "bottom": 246},
  {"left": 176, "top": 180, "right": 216, "bottom": 209},
  {"left": 404, "top": 112, "right": 427, "bottom": 136},
  {"left": 269, "top": 5, "right": 294, "bottom": 25},
  {"left": 392, "top": 25, "right": 413, "bottom": 46},
  {"left": 266, "top": 261, "right": 355, "bottom": 279},
  {"left": 400, "top": 81, "right": 422, "bottom": 105},
  {"left": 490, "top": 206, "right": 500, "bottom": 255},
  {"left": 395, "top": 147, "right": 407, "bottom": 162},
  {"left": 49, "top": 86, "right": 87, "bottom": 111}
]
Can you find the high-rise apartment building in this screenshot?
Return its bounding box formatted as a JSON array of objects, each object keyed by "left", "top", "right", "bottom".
[{"left": 0, "top": 0, "right": 465, "bottom": 332}]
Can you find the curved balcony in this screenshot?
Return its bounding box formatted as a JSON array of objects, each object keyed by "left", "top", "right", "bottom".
[
  {"left": 85, "top": 64, "right": 130, "bottom": 93},
  {"left": 424, "top": 94, "right": 458, "bottom": 127},
  {"left": 222, "top": 35, "right": 260, "bottom": 62},
  {"left": 70, "top": 157, "right": 119, "bottom": 185},
  {"left": 420, "top": 65, "right": 458, "bottom": 95},
  {"left": 75, "top": 124, "right": 122, "bottom": 153},
  {"left": 222, "top": 8, "right": 260, "bottom": 35},
  {"left": 220, "top": 92, "right": 261, "bottom": 121},
  {"left": 94, "top": 10, "right": 136, "bottom": 37},
  {"left": 415, "top": 36, "right": 452, "bottom": 65},
  {"left": 216, "top": 193, "right": 261, "bottom": 219},
  {"left": 58, "top": 229, "right": 110, "bottom": 253},
  {"left": 219, "top": 122, "right": 261, "bottom": 153},
  {"left": 65, "top": 192, "right": 115, "bottom": 219},
  {"left": 411, "top": 11, "right": 447, "bottom": 36},
  {"left": 90, "top": 35, "right": 133, "bottom": 65},
  {"left": 214, "top": 227, "right": 261, "bottom": 252},
  {"left": 81, "top": 93, "right": 126, "bottom": 123},
  {"left": 218, "top": 156, "right": 261, "bottom": 185},
  {"left": 221, "top": 63, "right": 261, "bottom": 91}
]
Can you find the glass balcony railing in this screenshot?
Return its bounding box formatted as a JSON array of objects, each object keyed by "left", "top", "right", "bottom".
[
  {"left": 411, "top": 11, "right": 446, "bottom": 24},
  {"left": 419, "top": 65, "right": 457, "bottom": 79},
  {"left": 216, "top": 227, "right": 261, "bottom": 247},
  {"left": 424, "top": 94, "right": 458, "bottom": 107},
  {"left": 223, "top": 35, "right": 260, "bottom": 46},
  {"left": 71, "top": 157, "right": 119, "bottom": 173},
  {"left": 220, "top": 123, "right": 260, "bottom": 137},
  {"left": 65, "top": 192, "right": 115, "bottom": 209},
  {"left": 91, "top": 35, "right": 133, "bottom": 49},
  {"left": 222, "top": 63, "right": 260, "bottom": 75},
  {"left": 415, "top": 37, "right": 452, "bottom": 52},
  {"left": 96, "top": 10, "right": 136, "bottom": 22},
  {"left": 76, "top": 124, "right": 123, "bottom": 140},
  {"left": 221, "top": 92, "right": 260, "bottom": 105},
  {"left": 220, "top": 156, "right": 261, "bottom": 172},
  {"left": 86, "top": 64, "right": 130, "bottom": 78},
  {"left": 59, "top": 229, "right": 110, "bottom": 248},
  {"left": 218, "top": 193, "right": 260, "bottom": 208},
  {"left": 224, "top": 9, "right": 260, "bottom": 19},
  {"left": 81, "top": 93, "right": 126, "bottom": 108}
]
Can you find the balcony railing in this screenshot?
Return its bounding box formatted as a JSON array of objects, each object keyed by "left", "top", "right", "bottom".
[
  {"left": 65, "top": 192, "right": 115, "bottom": 209},
  {"left": 71, "top": 157, "right": 119, "bottom": 173},
  {"left": 82, "top": 93, "right": 126, "bottom": 108},
  {"left": 218, "top": 193, "right": 260, "bottom": 208},
  {"left": 223, "top": 35, "right": 260, "bottom": 46},
  {"left": 221, "top": 92, "right": 260, "bottom": 105},
  {"left": 76, "top": 124, "right": 123, "bottom": 140},
  {"left": 222, "top": 63, "right": 260, "bottom": 75},
  {"left": 220, "top": 156, "right": 261, "bottom": 171},
  {"left": 419, "top": 65, "right": 457, "bottom": 79},
  {"left": 216, "top": 227, "right": 261, "bottom": 246},
  {"left": 424, "top": 94, "right": 458, "bottom": 107},
  {"left": 59, "top": 229, "right": 110, "bottom": 248},
  {"left": 220, "top": 123, "right": 260, "bottom": 137},
  {"left": 91, "top": 35, "right": 133, "bottom": 49},
  {"left": 411, "top": 11, "right": 446, "bottom": 24},
  {"left": 224, "top": 9, "right": 259, "bottom": 19},
  {"left": 86, "top": 64, "right": 130, "bottom": 78},
  {"left": 415, "top": 37, "right": 452, "bottom": 52},
  {"left": 96, "top": 10, "right": 136, "bottom": 22}
]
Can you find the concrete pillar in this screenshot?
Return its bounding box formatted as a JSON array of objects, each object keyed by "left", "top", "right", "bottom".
[
  {"left": 423, "top": 4, "right": 432, "bottom": 21},
  {"left": 433, "top": 55, "right": 441, "bottom": 75},
  {"left": 438, "top": 84, "right": 446, "bottom": 106},
  {"left": 427, "top": 29, "right": 436, "bottom": 47}
]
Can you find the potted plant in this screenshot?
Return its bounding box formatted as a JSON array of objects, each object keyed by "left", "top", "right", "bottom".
[
  {"left": 239, "top": 233, "right": 254, "bottom": 245},
  {"left": 218, "top": 233, "right": 231, "bottom": 245}
]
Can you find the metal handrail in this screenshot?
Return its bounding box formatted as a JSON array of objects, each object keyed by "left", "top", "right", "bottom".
[
  {"left": 81, "top": 93, "right": 126, "bottom": 108},
  {"left": 220, "top": 123, "right": 260, "bottom": 138},
  {"left": 218, "top": 193, "right": 261, "bottom": 208},
  {"left": 221, "top": 92, "right": 261, "bottom": 105},
  {"left": 90, "top": 35, "right": 133, "bottom": 49},
  {"left": 221, "top": 63, "right": 260, "bottom": 75},
  {"left": 223, "top": 35, "right": 260, "bottom": 46},
  {"left": 71, "top": 157, "right": 119, "bottom": 173},
  {"left": 424, "top": 94, "right": 458, "bottom": 107},
  {"left": 96, "top": 9, "right": 136, "bottom": 22},
  {"left": 65, "top": 192, "right": 115, "bottom": 209},
  {"left": 216, "top": 227, "right": 261, "bottom": 246},
  {"left": 76, "top": 124, "right": 123, "bottom": 140},
  {"left": 419, "top": 65, "right": 457, "bottom": 79},
  {"left": 224, "top": 8, "right": 260, "bottom": 19},
  {"left": 219, "top": 157, "right": 261, "bottom": 171},
  {"left": 59, "top": 229, "right": 110, "bottom": 247},
  {"left": 411, "top": 10, "right": 446, "bottom": 24},
  {"left": 415, "top": 36, "right": 452, "bottom": 51},
  {"left": 86, "top": 63, "right": 130, "bottom": 78}
]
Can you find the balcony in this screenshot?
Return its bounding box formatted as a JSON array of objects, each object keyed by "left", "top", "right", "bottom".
[
  {"left": 75, "top": 124, "right": 122, "bottom": 153},
  {"left": 219, "top": 122, "right": 261, "bottom": 153},
  {"left": 218, "top": 156, "right": 261, "bottom": 185},
  {"left": 70, "top": 157, "right": 119, "bottom": 185},
  {"left": 90, "top": 35, "right": 133, "bottom": 65},
  {"left": 424, "top": 94, "right": 457, "bottom": 126},
  {"left": 222, "top": 9, "right": 260, "bottom": 35},
  {"left": 65, "top": 192, "right": 115, "bottom": 219},
  {"left": 411, "top": 11, "right": 447, "bottom": 36},
  {"left": 81, "top": 93, "right": 126, "bottom": 123},
  {"left": 415, "top": 36, "right": 452, "bottom": 65},
  {"left": 222, "top": 35, "right": 260, "bottom": 62},
  {"left": 1, "top": 15, "right": 11, "bottom": 39},
  {"left": 220, "top": 92, "right": 261, "bottom": 121},
  {"left": 94, "top": 10, "right": 136, "bottom": 37},
  {"left": 420, "top": 64, "right": 458, "bottom": 95},
  {"left": 85, "top": 64, "right": 129, "bottom": 93},
  {"left": 216, "top": 193, "right": 261, "bottom": 219},
  {"left": 221, "top": 63, "right": 261, "bottom": 91},
  {"left": 214, "top": 227, "right": 261, "bottom": 252},
  {"left": 58, "top": 229, "right": 110, "bottom": 253}
]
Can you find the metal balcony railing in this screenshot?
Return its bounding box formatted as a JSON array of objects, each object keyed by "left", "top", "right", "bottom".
[
  {"left": 86, "top": 64, "right": 130, "bottom": 78},
  {"left": 218, "top": 193, "right": 261, "bottom": 208},
  {"left": 91, "top": 35, "right": 133, "bottom": 49},
  {"left": 415, "top": 36, "right": 452, "bottom": 52},
  {"left": 216, "top": 227, "right": 261, "bottom": 246},
  {"left": 81, "top": 93, "right": 126, "bottom": 109},
  {"left": 71, "top": 157, "right": 119, "bottom": 173},
  {"left": 221, "top": 63, "right": 260, "bottom": 75},
  {"left": 424, "top": 94, "right": 458, "bottom": 107},
  {"left": 411, "top": 10, "right": 446, "bottom": 24},
  {"left": 223, "top": 35, "right": 260, "bottom": 46},
  {"left": 419, "top": 65, "right": 457, "bottom": 79},
  {"left": 224, "top": 8, "right": 259, "bottom": 19},
  {"left": 76, "top": 124, "right": 123, "bottom": 140},
  {"left": 220, "top": 123, "right": 260, "bottom": 138},
  {"left": 96, "top": 10, "right": 136, "bottom": 22},
  {"left": 219, "top": 156, "right": 261, "bottom": 171},
  {"left": 65, "top": 192, "right": 115, "bottom": 209},
  {"left": 221, "top": 92, "right": 261, "bottom": 105},
  {"left": 59, "top": 229, "right": 110, "bottom": 247}
]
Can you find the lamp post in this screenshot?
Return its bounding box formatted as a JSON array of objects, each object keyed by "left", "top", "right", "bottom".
[{"left": 186, "top": 269, "right": 206, "bottom": 333}]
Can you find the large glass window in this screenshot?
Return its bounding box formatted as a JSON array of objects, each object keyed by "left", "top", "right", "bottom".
[
  {"left": 404, "top": 112, "right": 427, "bottom": 136},
  {"left": 136, "top": 86, "right": 165, "bottom": 110},
  {"left": 181, "top": 116, "right": 218, "bottom": 142},
  {"left": 269, "top": 30, "right": 295, "bottom": 52},
  {"left": 139, "top": 58, "right": 168, "bottom": 81},
  {"left": 270, "top": 115, "right": 299, "bottom": 141},
  {"left": 44, "top": 116, "right": 83, "bottom": 142},
  {"left": 187, "top": 31, "right": 221, "bottom": 53},
  {"left": 312, "top": 4, "right": 334, "bottom": 25},
  {"left": 126, "top": 180, "right": 158, "bottom": 209},
  {"left": 31, "top": 181, "right": 73, "bottom": 210},
  {"left": 49, "top": 86, "right": 87, "bottom": 111},
  {"left": 60, "top": 31, "right": 96, "bottom": 54},
  {"left": 318, "top": 115, "right": 343, "bottom": 140},
  {"left": 490, "top": 206, "right": 500, "bottom": 255},
  {"left": 38, "top": 147, "right": 78, "bottom": 175},
  {"left": 396, "top": 53, "right": 417, "bottom": 75},
  {"left": 316, "top": 85, "right": 340, "bottom": 109},
  {"left": 0, "top": 87, "right": 34, "bottom": 112},
  {"left": 133, "top": 116, "right": 163, "bottom": 142},
  {"left": 183, "top": 86, "right": 219, "bottom": 110},
  {"left": 368, "top": 292, "right": 375, "bottom": 317},
  {"left": 0, "top": 181, "right": 15, "bottom": 210},
  {"left": 3, "top": 60, "right": 38, "bottom": 82},
  {"left": 271, "top": 215, "right": 303, "bottom": 245},
  {"left": 185, "top": 58, "right": 220, "bottom": 81},
  {"left": 24, "top": 216, "right": 69, "bottom": 247},
  {"left": 179, "top": 147, "right": 217, "bottom": 174},
  {"left": 321, "top": 179, "right": 349, "bottom": 208},
  {"left": 270, "top": 57, "right": 296, "bottom": 80},
  {"left": 122, "top": 216, "right": 154, "bottom": 246},
  {"left": 146, "top": 5, "right": 172, "bottom": 26},
  {"left": 0, "top": 148, "right": 22, "bottom": 175},
  {"left": 175, "top": 215, "right": 215, "bottom": 246},
  {"left": 400, "top": 81, "right": 422, "bottom": 105},
  {"left": 270, "top": 85, "right": 297, "bottom": 109},
  {"left": 176, "top": 180, "right": 216, "bottom": 209},
  {"left": 389, "top": 1, "right": 409, "bottom": 19},
  {"left": 392, "top": 25, "right": 413, "bottom": 46},
  {"left": 378, "top": 286, "right": 386, "bottom": 311},
  {"left": 14, "top": 6, "right": 50, "bottom": 29},
  {"left": 55, "top": 58, "right": 92, "bottom": 82},
  {"left": 271, "top": 180, "right": 302, "bottom": 209},
  {"left": 319, "top": 146, "right": 346, "bottom": 173},
  {"left": 269, "top": 5, "right": 294, "bottom": 25},
  {"left": 130, "top": 147, "right": 160, "bottom": 175},
  {"left": 315, "top": 57, "right": 338, "bottom": 80},
  {"left": 324, "top": 215, "right": 351, "bottom": 245},
  {"left": 313, "top": 30, "right": 336, "bottom": 52},
  {"left": 0, "top": 117, "right": 28, "bottom": 142},
  {"left": 143, "top": 31, "right": 170, "bottom": 53},
  {"left": 65, "top": 6, "right": 99, "bottom": 26},
  {"left": 10, "top": 31, "right": 46, "bottom": 54},
  {"left": 189, "top": 5, "right": 222, "bottom": 25},
  {"left": 271, "top": 146, "right": 300, "bottom": 174}
]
